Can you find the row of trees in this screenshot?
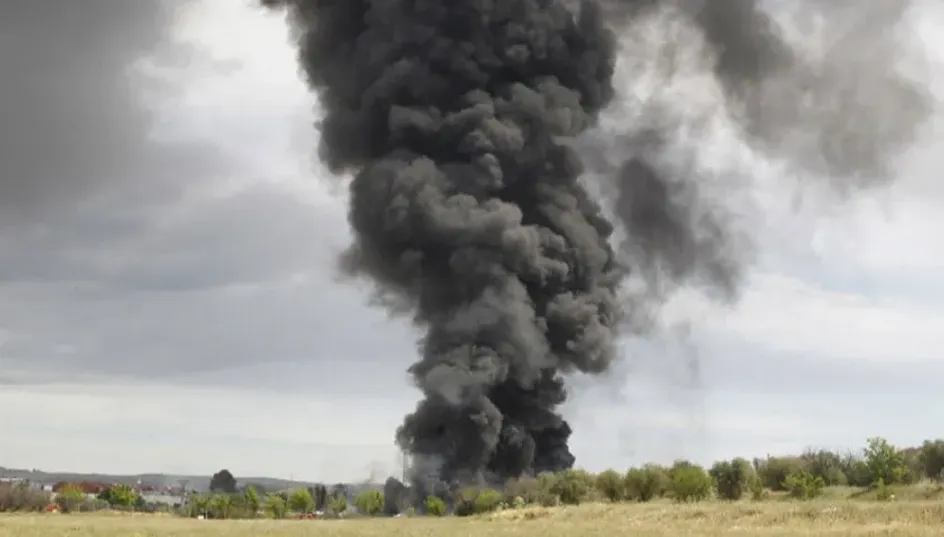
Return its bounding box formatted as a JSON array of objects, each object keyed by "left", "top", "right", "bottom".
[
  {"left": 180, "top": 437, "right": 944, "bottom": 520},
  {"left": 0, "top": 481, "right": 171, "bottom": 513}
]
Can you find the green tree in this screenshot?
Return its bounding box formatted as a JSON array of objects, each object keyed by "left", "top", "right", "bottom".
[
  {"left": 595, "top": 469, "right": 626, "bottom": 501},
  {"left": 755, "top": 456, "right": 805, "bottom": 491},
  {"left": 552, "top": 469, "right": 593, "bottom": 505},
  {"left": 800, "top": 449, "right": 847, "bottom": 486},
  {"left": 328, "top": 494, "right": 347, "bottom": 516},
  {"left": 919, "top": 439, "right": 944, "bottom": 481},
  {"left": 424, "top": 495, "right": 446, "bottom": 516},
  {"left": 668, "top": 462, "right": 713, "bottom": 502},
  {"left": 263, "top": 493, "right": 287, "bottom": 519},
  {"left": 104, "top": 484, "right": 138, "bottom": 509},
  {"left": 624, "top": 464, "right": 669, "bottom": 502},
  {"left": 710, "top": 458, "right": 754, "bottom": 500},
  {"left": 208, "top": 493, "right": 232, "bottom": 519},
  {"left": 55, "top": 484, "right": 85, "bottom": 513},
  {"left": 354, "top": 490, "right": 384, "bottom": 516},
  {"left": 244, "top": 486, "right": 260, "bottom": 517},
  {"left": 288, "top": 488, "right": 314, "bottom": 514},
  {"left": 209, "top": 469, "right": 238, "bottom": 494},
  {"left": 863, "top": 437, "right": 908, "bottom": 486},
  {"left": 783, "top": 470, "right": 825, "bottom": 500}
]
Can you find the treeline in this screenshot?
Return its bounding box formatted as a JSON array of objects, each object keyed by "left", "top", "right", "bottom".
[
  {"left": 4, "top": 437, "right": 942, "bottom": 517},
  {"left": 0, "top": 482, "right": 175, "bottom": 514},
  {"left": 176, "top": 437, "right": 944, "bottom": 520}
]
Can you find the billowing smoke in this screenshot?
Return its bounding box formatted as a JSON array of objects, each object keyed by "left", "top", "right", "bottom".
[
  {"left": 263, "top": 0, "right": 934, "bottom": 491},
  {"left": 266, "top": 0, "right": 622, "bottom": 486}
]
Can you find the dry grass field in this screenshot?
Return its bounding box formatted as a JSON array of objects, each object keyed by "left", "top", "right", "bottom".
[{"left": 2, "top": 500, "right": 943, "bottom": 537}]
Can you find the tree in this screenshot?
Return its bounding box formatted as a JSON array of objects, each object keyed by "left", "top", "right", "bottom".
[
  {"left": 209, "top": 469, "right": 238, "bottom": 494},
  {"left": 919, "top": 439, "right": 944, "bottom": 481},
  {"left": 354, "top": 490, "right": 384, "bottom": 516},
  {"left": 710, "top": 458, "right": 754, "bottom": 500},
  {"left": 244, "top": 486, "right": 260, "bottom": 516},
  {"left": 288, "top": 488, "right": 314, "bottom": 514},
  {"left": 863, "top": 437, "right": 908, "bottom": 486},
  {"left": 595, "top": 469, "right": 626, "bottom": 501},
  {"left": 424, "top": 495, "right": 446, "bottom": 516},
  {"left": 755, "top": 456, "right": 805, "bottom": 491},
  {"left": 783, "top": 470, "right": 825, "bottom": 500},
  {"left": 668, "top": 462, "right": 713, "bottom": 502},
  {"left": 625, "top": 464, "right": 669, "bottom": 502},
  {"left": 263, "top": 494, "right": 287, "bottom": 519},
  {"left": 55, "top": 484, "right": 85, "bottom": 513},
  {"left": 102, "top": 484, "right": 138, "bottom": 509},
  {"left": 329, "top": 493, "right": 347, "bottom": 516},
  {"left": 551, "top": 469, "right": 593, "bottom": 505}
]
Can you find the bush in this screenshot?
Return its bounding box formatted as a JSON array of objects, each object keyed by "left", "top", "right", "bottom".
[
  {"left": 55, "top": 484, "right": 85, "bottom": 513},
  {"left": 328, "top": 494, "right": 347, "bottom": 516},
  {"left": 864, "top": 437, "right": 908, "bottom": 486},
  {"left": 625, "top": 465, "right": 668, "bottom": 502},
  {"left": 0, "top": 483, "right": 51, "bottom": 512},
  {"left": 263, "top": 494, "right": 287, "bottom": 519},
  {"left": 424, "top": 495, "right": 446, "bottom": 516},
  {"left": 920, "top": 440, "right": 944, "bottom": 482},
  {"left": 668, "top": 462, "right": 713, "bottom": 502},
  {"left": 354, "top": 490, "right": 384, "bottom": 516},
  {"left": 783, "top": 470, "right": 825, "bottom": 500},
  {"left": 288, "top": 488, "right": 314, "bottom": 514},
  {"left": 535, "top": 472, "right": 562, "bottom": 507},
  {"left": 504, "top": 476, "right": 540, "bottom": 505},
  {"left": 552, "top": 469, "right": 593, "bottom": 505},
  {"left": 595, "top": 469, "right": 626, "bottom": 501},
  {"left": 755, "top": 457, "right": 805, "bottom": 491},
  {"left": 710, "top": 458, "right": 754, "bottom": 501},
  {"left": 474, "top": 489, "right": 503, "bottom": 513}
]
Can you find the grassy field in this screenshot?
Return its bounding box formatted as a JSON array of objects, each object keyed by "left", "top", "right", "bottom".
[{"left": 2, "top": 499, "right": 943, "bottom": 537}]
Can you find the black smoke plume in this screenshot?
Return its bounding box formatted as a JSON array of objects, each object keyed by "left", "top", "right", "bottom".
[
  {"left": 265, "top": 0, "right": 623, "bottom": 486},
  {"left": 263, "top": 0, "right": 934, "bottom": 492}
]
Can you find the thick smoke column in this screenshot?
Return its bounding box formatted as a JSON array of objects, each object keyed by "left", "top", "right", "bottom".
[
  {"left": 266, "top": 0, "right": 623, "bottom": 485},
  {"left": 264, "top": 0, "right": 935, "bottom": 490}
]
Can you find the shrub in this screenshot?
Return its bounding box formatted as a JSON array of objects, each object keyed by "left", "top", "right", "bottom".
[
  {"left": 595, "top": 469, "right": 626, "bottom": 501},
  {"left": 864, "top": 437, "right": 908, "bottom": 486},
  {"left": 552, "top": 469, "right": 593, "bottom": 505},
  {"left": 0, "top": 483, "right": 51, "bottom": 512},
  {"left": 875, "top": 478, "right": 895, "bottom": 501},
  {"left": 424, "top": 495, "right": 446, "bottom": 516},
  {"left": 504, "top": 476, "right": 539, "bottom": 505},
  {"left": 354, "top": 490, "right": 384, "bottom": 516},
  {"left": 710, "top": 458, "right": 754, "bottom": 501},
  {"left": 55, "top": 484, "right": 85, "bottom": 513},
  {"left": 668, "top": 463, "right": 713, "bottom": 503},
  {"left": 919, "top": 440, "right": 944, "bottom": 482},
  {"left": 783, "top": 470, "right": 825, "bottom": 500},
  {"left": 328, "top": 494, "right": 347, "bottom": 516},
  {"left": 474, "top": 489, "right": 503, "bottom": 513},
  {"left": 625, "top": 465, "right": 668, "bottom": 502},
  {"left": 756, "top": 457, "right": 805, "bottom": 491},
  {"left": 263, "top": 494, "right": 287, "bottom": 519}
]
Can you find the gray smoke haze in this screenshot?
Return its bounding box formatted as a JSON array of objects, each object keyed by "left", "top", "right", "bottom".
[
  {"left": 0, "top": 0, "right": 208, "bottom": 229},
  {"left": 262, "top": 0, "right": 935, "bottom": 492},
  {"left": 581, "top": 0, "right": 934, "bottom": 313}
]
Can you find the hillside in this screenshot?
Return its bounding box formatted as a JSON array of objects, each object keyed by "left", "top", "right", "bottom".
[{"left": 0, "top": 466, "right": 329, "bottom": 492}]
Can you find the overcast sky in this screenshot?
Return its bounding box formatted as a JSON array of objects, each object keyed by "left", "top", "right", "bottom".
[{"left": 1, "top": 1, "right": 942, "bottom": 483}]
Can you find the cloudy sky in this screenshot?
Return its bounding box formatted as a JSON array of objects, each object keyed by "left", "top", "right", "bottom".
[{"left": 0, "top": 1, "right": 942, "bottom": 483}]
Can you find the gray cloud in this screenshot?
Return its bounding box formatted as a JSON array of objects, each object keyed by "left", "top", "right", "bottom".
[{"left": 0, "top": 0, "right": 232, "bottom": 229}]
